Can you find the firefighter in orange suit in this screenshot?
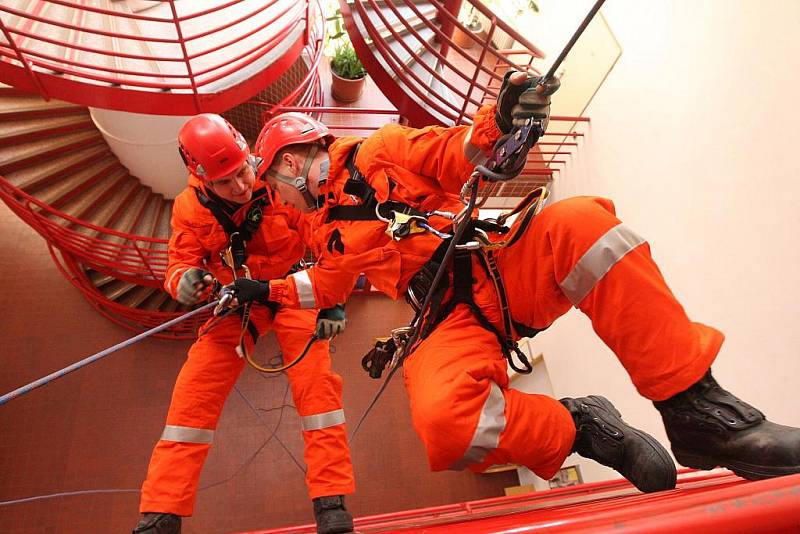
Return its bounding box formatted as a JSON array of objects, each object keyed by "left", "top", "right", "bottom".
[
  {"left": 231, "top": 71, "right": 800, "bottom": 490},
  {"left": 133, "top": 114, "right": 355, "bottom": 534}
]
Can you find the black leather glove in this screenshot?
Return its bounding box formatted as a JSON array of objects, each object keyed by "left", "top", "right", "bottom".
[
  {"left": 495, "top": 70, "right": 561, "bottom": 134},
  {"left": 176, "top": 268, "right": 213, "bottom": 306},
  {"left": 231, "top": 278, "right": 272, "bottom": 304},
  {"left": 316, "top": 304, "right": 346, "bottom": 339}
]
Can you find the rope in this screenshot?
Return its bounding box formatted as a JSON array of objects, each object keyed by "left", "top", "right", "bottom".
[{"left": 0, "top": 300, "right": 220, "bottom": 407}]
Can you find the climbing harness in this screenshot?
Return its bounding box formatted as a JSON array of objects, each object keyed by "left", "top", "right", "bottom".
[
  {"left": 212, "top": 247, "right": 320, "bottom": 375},
  {"left": 326, "top": 144, "right": 456, "bottom": 242},
  {"left": 197, "top": 185, "right": 321, "bottom": 375},
  {"left": 352, "top": 0, "right": 608, "bottom": 442}
]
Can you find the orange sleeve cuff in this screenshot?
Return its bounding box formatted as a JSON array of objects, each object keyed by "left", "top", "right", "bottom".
[
  {"left": 469, "top": 104, "right": 503, "bottom": 153},
  {"left": 269, "top": 278, "right": 297, "bottom": 308}
]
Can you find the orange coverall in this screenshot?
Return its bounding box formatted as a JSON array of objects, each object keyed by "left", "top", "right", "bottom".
[
  {"left": 139, "top": 174, "right": 354, "bottom": 516},
  {"left": 267, "top": 104, "right": 722, "bottom": 479}
]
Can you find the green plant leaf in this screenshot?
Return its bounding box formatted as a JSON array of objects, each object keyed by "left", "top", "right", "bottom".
[{"left": 331, "top": 42, "right": 367, "bottom": 80}]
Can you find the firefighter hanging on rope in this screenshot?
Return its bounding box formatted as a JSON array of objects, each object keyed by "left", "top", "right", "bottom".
[{"left": 226, "top": 69, "right": 800, "bottom": 494}]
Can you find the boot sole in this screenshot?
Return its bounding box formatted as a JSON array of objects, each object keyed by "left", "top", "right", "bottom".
[
  {"left": 317, "top": 520, "right": 355, "bottom": 534},
  {"left": 673, "top": 449, "right": 800, "bottom": 481},
  {"left": 587, "top": 395, "right": 677, "bottom": 492}
]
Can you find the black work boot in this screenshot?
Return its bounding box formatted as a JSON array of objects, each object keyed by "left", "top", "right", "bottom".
[
  {"left": 312, "top": 495, "right": 354, "bottom": 534},
  {"left": 132, "top": 512, "right": 181, "bottom": 534},
  {"left": 561, "top": 395, "right": 677, "bottom": 493},
  {"left": 654, "top": 369, "right": 800, "bottom": 480}
]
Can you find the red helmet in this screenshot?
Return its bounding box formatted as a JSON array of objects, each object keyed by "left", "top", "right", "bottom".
[
  {"left": 255, "top": 112, "right": 333, "bottom": 169},
  {"left": 178, "top": 113, "right": 249, "bottom": 181}
]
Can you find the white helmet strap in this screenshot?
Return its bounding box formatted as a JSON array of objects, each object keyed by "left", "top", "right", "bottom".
[{"left": 266, "top": 144, "right": 320, "bottom": 208}]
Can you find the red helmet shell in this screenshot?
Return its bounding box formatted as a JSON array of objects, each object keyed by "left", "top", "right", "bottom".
[
  {"left": 255, "top": 113, "right": 333, "bottom": 169},
  {"left": 178, "top": 114, "right": 249, "bottom": 181}
]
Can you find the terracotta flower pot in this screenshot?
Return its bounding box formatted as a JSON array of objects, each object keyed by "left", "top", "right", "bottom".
[
  {"left": 453, "top": 23, "right": 483, "bottom": 49},
  {"left": 331, "top": 71, "right": 366, "bottom": 103}
]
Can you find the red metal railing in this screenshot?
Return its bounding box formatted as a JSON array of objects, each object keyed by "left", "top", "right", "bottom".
[
  {"left": 341, "top": 0, "right": 545, "bottom": 127},
  {"left": 249, "top": 470, "right": 800, "bottom": 533},
  {"left": 0, "top": 0, "right": 308, "bottom": 114},
  {"left": 49, "top": 245, "right": 204, "bottom": 339},
  {"left": 0, "top": 181, "right": 169, "bottom": 285}
]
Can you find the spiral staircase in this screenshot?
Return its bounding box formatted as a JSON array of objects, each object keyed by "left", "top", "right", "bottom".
[{"left": 0, "top": 0, "right": 586, "bottom": 336}]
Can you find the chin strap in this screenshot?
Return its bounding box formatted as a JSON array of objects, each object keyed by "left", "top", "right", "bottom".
[{"left": 266, "top": 144, "right": 320, "bottom": 209}]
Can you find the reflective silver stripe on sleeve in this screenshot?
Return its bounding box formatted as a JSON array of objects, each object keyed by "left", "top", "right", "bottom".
[
  {"left": 462, "top": 126, "right": 488, "bottom": 165},
  {"left": 161, "top": 425, "right": 214, "bottom": 444},
  {"left": 290, "top": 270, "right": 316, "bottom": 309},
  {"left": 559, "top": 223, "right": 646, "bottom": 306},
  {"left": 450, "top": 382, "right": 506, "bottom": 471},
  {"left": 301, "top": 409, "right": 346, "bottom": 431}
]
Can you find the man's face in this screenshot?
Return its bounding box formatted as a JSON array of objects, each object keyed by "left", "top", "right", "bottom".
[
  {"left": 266, "top": 146, "right": 328, "bottom": 213},
  {"left": 208, "top": 160, "right": 255, "bottom": 204}
]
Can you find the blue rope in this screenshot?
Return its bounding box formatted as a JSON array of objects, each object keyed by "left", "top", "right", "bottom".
[{"left": 0, "top": 300, "right": 219, "bottom": 406}]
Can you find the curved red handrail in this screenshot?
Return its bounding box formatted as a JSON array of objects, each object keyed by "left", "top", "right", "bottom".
[
  {"left": 0, "top": 0, "right": 307, "bottom": 114},
  {"left": 340, "top": 0, "right": 546, "bottom": 127}
]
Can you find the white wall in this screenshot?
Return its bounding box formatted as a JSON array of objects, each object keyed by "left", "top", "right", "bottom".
[
  {"left": 515, "top": 0, "right": 800, "bottom": 485},
  {"left": 90, "top": 108, "right": 190, "bottom": 198}
]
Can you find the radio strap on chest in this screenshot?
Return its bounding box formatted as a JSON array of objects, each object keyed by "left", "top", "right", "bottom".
[{"left": 194, "top": 187, "right": 268, "bottom": 269}]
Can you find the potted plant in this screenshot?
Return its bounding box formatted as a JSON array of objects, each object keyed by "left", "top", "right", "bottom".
[
  {"left": 453, "top": 5, "right": 484, "bottom": 49},
  {"left": 326, "top": 8, "right": 367, "bottom": 102},
  {"left": 330, "top": 41, "right": 367, "bottom": 102}
]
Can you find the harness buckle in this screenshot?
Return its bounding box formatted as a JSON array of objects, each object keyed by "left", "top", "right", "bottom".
[
  {"left": 455, "top": 240, "right": 481, "bottom": 250},
  {"left": 376, "top": 203, "right": 429, "bottom": 241}
]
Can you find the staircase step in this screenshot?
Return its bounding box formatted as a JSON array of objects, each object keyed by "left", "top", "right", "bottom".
[
  {"left": 153, "top": 199, "right": 173, "bottom": 240},
  {"left": 361, "top": 3, "right": 439, "bottom": 42},
  {"left": 129, "top": 193, "right": 164, "bottom": 238},
  {"left": 15, "top": 1, "right": 76, "bottom": 75},
  {"left": 88, "top": 269, "right": 115, "bottom": 288},
  {"left": 0, "top": 94, "right": 85, "bottom": 121},
  {"left": 53, "top": 169, "right": 130, "bottom": 220},
  {"left": 0, "top": 129, "right": 104, "bottom": 174},
  {"left": 140, "top": 290, "right": 172, "bottom": 312},
  {"left": 73, "top": 176, "right": 140, "bottom": 235},
  {"left": 33, "top": 156, "right": 120, "bottom": 206},
  {"left": 3, "top": 145, "right": 112, "bottom": 192},
  {"left": 0, "top": 113, "right": 94, "bottom": 147},
  {"left": 103, "top": 185, "right": 153, "bottom": 246},
  {"left": 100, "top": 279, "right": 139, "bottom": 302},
  {"left": 117, "top": 285, "right": 158, "bottom": 308},
  {"left": 104, "top": 184, "right": 152, "bottom": 235},
  {"left": 151, "top": 199, "right": 173, "bottom": 252},
  {"left": 406, "top": 52, "right": 458, "bottom": 116},
  {"left": 371, "top": 25, "right": 437, "bottom": 70}
]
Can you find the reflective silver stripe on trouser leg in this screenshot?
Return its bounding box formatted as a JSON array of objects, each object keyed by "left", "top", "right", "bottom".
[
  {"left": 450, "top": 382, "right": 506, "bottom": 471},
  {"left": 290, "top": 270, "right": 316, "bottom": 309},
  {"left": 559, "top": 223, "right": 646, "bottom": 306},
  {"left": 160, "top": 425, "right": 214, "bottom": 444},
  {"left": 301, "top": 409, "right": 346, "bottom": 431}
]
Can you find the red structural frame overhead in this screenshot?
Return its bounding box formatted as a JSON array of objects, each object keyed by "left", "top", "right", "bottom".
[{"left": 0, "top": 0, "right": 307, "bottom": 114}]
